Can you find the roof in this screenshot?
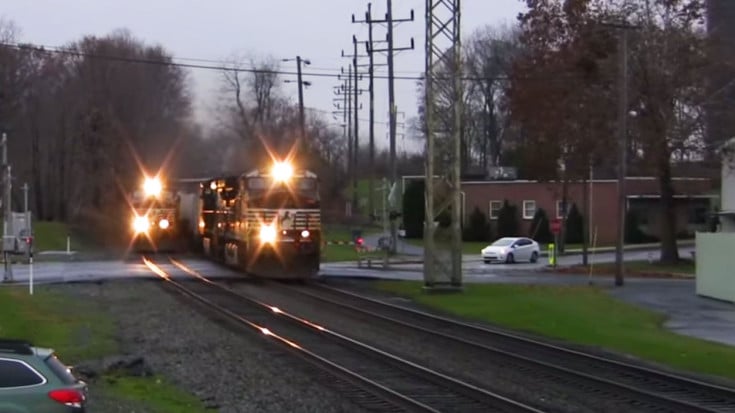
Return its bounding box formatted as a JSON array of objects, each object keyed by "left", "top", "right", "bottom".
[
  {"left": 626, "top": 194, "right": 719, "bottom": 199},
  {"left": 0, "top": 339, "right": 34, "bottom": 356}
]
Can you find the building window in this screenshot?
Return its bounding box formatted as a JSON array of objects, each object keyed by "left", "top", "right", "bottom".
[
  {"left": 489, "top": 201, "right": 502, "bottom": 220},
  {"left": 556, "top": 200, "right": 568, "bottom": 219},
  {"left": 523, "top": 200, "right": 536, "bottom": 220}
]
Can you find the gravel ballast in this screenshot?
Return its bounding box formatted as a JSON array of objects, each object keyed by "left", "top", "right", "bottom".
[
  {"left": 53, "top": 279, "right": 367, "bottom": 413},
  {"left": 223, "top": 278, "right": 650, "bottom": 413}
]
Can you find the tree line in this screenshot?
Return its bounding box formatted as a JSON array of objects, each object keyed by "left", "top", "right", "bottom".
[{"left": 0, "top": 20, "right": 350, "bottom": 241}]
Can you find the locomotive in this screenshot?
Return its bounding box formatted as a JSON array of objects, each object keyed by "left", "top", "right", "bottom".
[
  {"left": 196, "top": 161, "right": 321, "bottom": 279},
  {"left": 130, "top": 176, "right": 181, "bottom": 253}
]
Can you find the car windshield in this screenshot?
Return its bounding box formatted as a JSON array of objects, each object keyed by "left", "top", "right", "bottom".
[{"left": 491, "top": 238, "right": 515, "bottom": 247}]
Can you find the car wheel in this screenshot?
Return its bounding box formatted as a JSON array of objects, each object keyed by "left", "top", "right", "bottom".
[
  {"left": 505, "top": 253, "right": 514, "bottom": 264},
  {"left": 483, "top": 259, "right": 490, "bottom": 264},
  {"left": 530, "top": 251, "right": 538, "bottom": 263}
]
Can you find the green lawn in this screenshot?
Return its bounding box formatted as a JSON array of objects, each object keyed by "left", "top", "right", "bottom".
[
  {"left": 0, "top": 285, "right": 209, "bottom": 412},
  {"left": 321, "top": 225, "right": 384, "bottom": 262},
  {"left": 376, "top": 281, "right": 735, "bottom": 381},
  {"left": 33, "top": 221, "right": 73, "bottom": 252}
]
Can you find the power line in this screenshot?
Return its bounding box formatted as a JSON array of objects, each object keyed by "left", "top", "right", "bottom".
[{"left": 0, "top": 41, "right": 589, "bottom": 83}]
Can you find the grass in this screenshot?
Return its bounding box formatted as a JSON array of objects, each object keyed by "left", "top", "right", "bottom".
[
  {"left": 0, "top": 286, "right": 115, "bottom": 361},
  {"left": 321, "top": 225, "right": 385, "bottom": 262},
  {"left": 32, "top": 221, "right": 72, "bottom": 252},
  {"left": 322, "top": 227, "right": 357, "bottom": 262},
  {"left": 99, "top": 376, "right": 209, "bottom": 413},
  {"left": 0, "top": 285, "right": 209, "bottom": 412},
  {"left": 32, "top": 221, "right": 96, "bottom": 252},
  {"left": 376, "top": 281, "right": 735, "bottom": 381}
]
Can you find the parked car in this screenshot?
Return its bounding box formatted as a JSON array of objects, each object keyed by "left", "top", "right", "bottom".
[
  {"left": 481, "top": 237, "right": 540, "bottom": 264},
  {"left": 0, "top": 339, "right": 87, "bottom": 413}
]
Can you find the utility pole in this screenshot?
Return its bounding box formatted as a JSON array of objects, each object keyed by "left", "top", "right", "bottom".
[
  {"left": 366, "top": 0, "right": 414, "bottom": 252},
  {"left": 344, "top": 65, "right": 353, "bottom": 211},
  {"left": 599, "top": 20, "right": 636, "bottom": 287},
  {"left": 283, "top": 56, "right": 311, "bottom": 153},
  {"left": 424, "top": 0, "right": 462, "bottom": 289},
  {"left": 342, "top": 44, "right": 367, "bottom": 216},
  {"left": 353, "top": 3, "right": 378, "bottom": 223},
  {"left": 353, "top": 36, "right": 360, "bottom": 211},
  {"left": 296, "top": 56, "right": 307, "bottom": 148},
  {"left": 2, "top": 132, "right": 13, "bottom": 282},
  {"left": 615, "top": 27, "right": 629, "bottom": 287}
]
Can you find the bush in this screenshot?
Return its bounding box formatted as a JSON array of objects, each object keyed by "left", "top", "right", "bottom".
[
  {"left": 402, "top": 180, "right": 425, "bottom": 239},
  {"left": 565, "top": 203, "right": 584, "bottom": 244},
  {"left": 463, "top": 207, "right": 491, "bottom": 242},
  {"left": 529, "top": 208, "right": 553, "bottom": 244},
  {"left": 625, "top": 209, "right": 647, "bottom": 244},
  {"left": 497, "top": 200, "right": 520, "bottom": 238}
]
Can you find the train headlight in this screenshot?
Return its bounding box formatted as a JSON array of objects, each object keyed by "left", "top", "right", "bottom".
[
  {"left": 143, "top": 177, "right": 162, "bottom": 198},
  {"left": 259, "top": 225, "right": 277, "bottom": 244},
  {"left": 301, "top": 230, "right": 310, "bottom": 239},
  {"left": 159, "top": 219, "right": 170, "bottom": 230},
  {"left": 133, "top": 216, "right": 149, "bottom": 233},
  {"left": 272, "top": 161, "right": 293, "bottom": 183}
]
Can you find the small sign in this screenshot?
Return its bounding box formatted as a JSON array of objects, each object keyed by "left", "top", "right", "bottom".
[{"left": 551, "top": 219, "right": 562, "bottom": 234}]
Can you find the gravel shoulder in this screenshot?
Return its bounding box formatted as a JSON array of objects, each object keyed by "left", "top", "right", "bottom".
[{"left": 52, "top": 279, "right": 367, "bottom": 413}]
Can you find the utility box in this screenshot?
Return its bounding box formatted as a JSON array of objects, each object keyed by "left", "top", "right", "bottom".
[
  {"left": 2, "top": 235, "right": 16, "bottom": 253},
  {"left": 3, "top": 212, "right": 32, "bottom": 256}
]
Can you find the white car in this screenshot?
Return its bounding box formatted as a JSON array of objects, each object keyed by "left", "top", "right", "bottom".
[{"left": 481, "top": 237, "right": 540, "bottom": 264}]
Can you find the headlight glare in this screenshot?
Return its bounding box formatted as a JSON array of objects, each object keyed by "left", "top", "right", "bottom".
[{"left": 259, "top": 225, "right": 277, "bottom": 244}]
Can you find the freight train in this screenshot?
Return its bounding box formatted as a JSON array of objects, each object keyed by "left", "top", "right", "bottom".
[
  {"left": 179, "top": 161, "right": 321, "bottom": 280},
  {"left": 130, "top": 176, "right": 181, "bottom": 253}
]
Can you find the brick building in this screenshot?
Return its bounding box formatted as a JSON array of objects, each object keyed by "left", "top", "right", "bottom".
[{"left": 403, "top": 176, "right": 717, "bottom": 246}]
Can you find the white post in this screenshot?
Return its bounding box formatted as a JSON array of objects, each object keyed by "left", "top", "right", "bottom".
[
  {"left": 29, "top": 256, "right": 33, "bottom": 295},
  {"left": 66, "top": 236, "right": 70, "bottom": 254}
]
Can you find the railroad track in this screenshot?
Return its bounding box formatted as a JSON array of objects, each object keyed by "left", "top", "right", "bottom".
[
  {"left": 269, "top": 280, "right": 735, "bottom": 413},
  {"left": 142, "top": 256, "right": 542, "bottom": 413}
]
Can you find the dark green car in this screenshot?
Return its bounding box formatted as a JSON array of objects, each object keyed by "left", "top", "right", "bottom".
[{"left": 0, "top": 339, "right": 87, "bottom": 413}]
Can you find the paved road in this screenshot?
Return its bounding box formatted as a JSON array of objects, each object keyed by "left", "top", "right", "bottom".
[{"left": 327, "top": 245, "right": 696, "bottom": 275}]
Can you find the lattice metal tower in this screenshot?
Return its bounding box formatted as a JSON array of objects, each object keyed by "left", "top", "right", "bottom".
[{"left": 423, "top": 0, "right": 462, "bottom": 287}]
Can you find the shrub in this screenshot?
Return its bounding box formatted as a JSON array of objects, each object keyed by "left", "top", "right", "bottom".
[
  {"left": 625, "top": 209, "right": 647, "bottom": 244},
  {"left": 565, "top": 203, "right": 584, "bottom": 244},
  {"left": 463, "top": 207, "right": 491, "bottom": 242},
  {"left": 529, "top": 208, "right": 553, "bottom": 244},
  {"left": 497, "top": 200, "right": 520, "bottom": 238},
  {"left": 402, "top": 180, "right": 425, "bottom": 238}
]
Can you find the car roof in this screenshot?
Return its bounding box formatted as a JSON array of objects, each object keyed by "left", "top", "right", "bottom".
[{"left": 0, "top": 339, "right": 53, "bottom": 359}]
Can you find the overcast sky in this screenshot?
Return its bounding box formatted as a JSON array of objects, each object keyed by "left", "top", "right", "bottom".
[{"left": 2, "top": 0, "right": 526, "bottom": 152}]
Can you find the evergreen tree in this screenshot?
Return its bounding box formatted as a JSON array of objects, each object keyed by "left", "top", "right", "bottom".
[
  {"left": 529, "top": 208, "right": 553, "bottom": 244},
  {"left": 463, "top": 207, "right": 491, "bottom": 242},
  {"left": 565, "top": 203, "right": 584, "bottom": 244},
  {"left": 401, "top": 180, "right": 425, "bottom": 238},
  {"left": 497, "top": 200, "right": 520, "bottom": 238}
]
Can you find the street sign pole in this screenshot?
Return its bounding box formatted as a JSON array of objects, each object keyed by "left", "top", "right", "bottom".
[{"left": 551, "top": 218, "right": 562, "bottom": 268}]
